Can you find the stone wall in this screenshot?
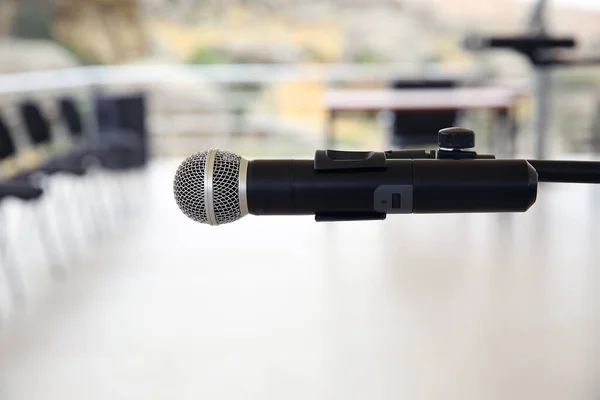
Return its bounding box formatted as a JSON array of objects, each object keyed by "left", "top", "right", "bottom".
[
  {"left": 0, "top": 1, "right": 17, "bottom": 36},
  {"left": 52, "top": 0, "right": 147, "bottom": 64},
  {"left": 3, "top": 0, "right": 600, "bottom": 69}
]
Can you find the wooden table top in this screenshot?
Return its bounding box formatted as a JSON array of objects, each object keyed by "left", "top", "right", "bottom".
[{"left": 325, "top": 87, "right": 521, "bottom": 112}]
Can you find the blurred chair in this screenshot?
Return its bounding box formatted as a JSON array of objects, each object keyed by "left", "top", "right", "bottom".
[
  {"left": 14, "top": 100, "right": 96, "bottom": 276},
  {"left": 388, "top": 79, "right": 460, "bottom": 147},
  {"left": 91, "top": 92, "right": 149, "bottom": 218},
  {"left": 0, "top": 111, "right": 44, "bottom": 204},
  {"left": 14, "top": 101, "right": 87, "bottom": 179},
  {"left": 0, "top": 92, "right": 148, "bottom": 314},
  {"left": 0, "top": 112, "right": 44, "bottom": 304},
  {"left": 59, "top": 97, "right": 84, "bottom": 138},
  {"left": 20, "top": 97, "right": 144, "bottom": 178},
  {"left": 58, "top": 95, "right": 140, "bottom": 232},
  {"left": 14, "top": 96, "right": 145, "bottom": 279},
  {"left": 0, "top": 114, "right": 43, "bottom": 199},
  {"left": 92, "top": 92, "right": 148, "bottom": 170},
  {"left": 61, "top": 95, "right": 146, "bottom": 171},
  {"left": 63, "top": 94, "right": 149, "bottom": 219}
]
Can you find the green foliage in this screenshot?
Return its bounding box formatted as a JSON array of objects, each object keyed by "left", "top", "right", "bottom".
[
  {"left": 301, "top": 46, "right": 329, "bottom": 63},
  {"left": 352, "top": 48, "right": 388, "bottom": 64},
  {"left": 58, "top": 41, "right": 105, "bottom": 66},
  {"left": 187, "top": 46, "right": 229, "bottom": 64}
]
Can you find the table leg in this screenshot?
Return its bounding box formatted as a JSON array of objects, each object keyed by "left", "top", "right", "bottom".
[
  {"left": 493, "top": 108, "right": 516, "bottom": 158},
  {"left": 533, "top": 68, "right": 552, "bottom": 159},
  {"left": 327, "top": 110, "right": 336, "bottom": 149},
  {"left": 508, "top": 108, "right": 517, "bottom": 158},
  {"left": 488, "top": 111, "right": 496, "bottom": 154}
]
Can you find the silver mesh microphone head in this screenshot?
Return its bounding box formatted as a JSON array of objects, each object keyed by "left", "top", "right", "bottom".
[{"left": 173, "top": 149, "right": 249, "bottom": 226}]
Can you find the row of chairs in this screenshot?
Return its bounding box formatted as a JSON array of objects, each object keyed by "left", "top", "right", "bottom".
[{"left": 0, "top": 93, "right": 148, "bottom": 317}]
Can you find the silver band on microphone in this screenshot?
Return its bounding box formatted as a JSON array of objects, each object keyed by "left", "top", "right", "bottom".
[
  {"left": 204, "top": 148, "right": 217, "bottom": 225},
  {"left": 239, "top": 157, "right": 249, "bottom": 217}
]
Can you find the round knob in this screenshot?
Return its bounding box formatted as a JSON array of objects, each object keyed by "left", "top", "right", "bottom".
[{"left": 438, "top": 127, "right": 475, "bottom": 150}]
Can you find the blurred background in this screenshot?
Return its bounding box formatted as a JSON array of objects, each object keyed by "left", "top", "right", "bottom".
[{"left": 1, "top": 0, "right": 600, "bottom": 399}]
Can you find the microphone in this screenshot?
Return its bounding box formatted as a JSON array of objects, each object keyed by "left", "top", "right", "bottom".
[{"left": 173, "top": 149, "right": 538, "bottom": 226}]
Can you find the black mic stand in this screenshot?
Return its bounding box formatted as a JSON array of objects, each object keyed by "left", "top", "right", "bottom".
[
  {"left": 384, "top": 127, "right": 600, "bottom": 184},
  {"left": 312, "top": 127, "right": 600, "bottom": 222},
  {"left": 309, "top": 125, "right": 600, "bottom": 222},
  {"left": 464, "top": 0, "right": 600, "bottom": 160}
]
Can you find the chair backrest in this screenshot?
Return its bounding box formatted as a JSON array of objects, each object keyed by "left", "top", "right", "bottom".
[
  {"left": 94, "top": 92, "right": 148, "bottom": 166},
  {"left": 59, "top": 97, "right": 84, "bottom": 139},
  {"left": 19, "top": 101, "right": 52, "bottom": 146},
  {"left": 114, "top": 94, "right": 147, "bottom": 141},
  {"left": 389, "top": 79, "right": 459, "bottom": 147},
  {"left": 94, "top": 93, "right": 120, "bottom": 131},
  {"left": 0, "top": 112, "right": 17, "bottom": 161}
]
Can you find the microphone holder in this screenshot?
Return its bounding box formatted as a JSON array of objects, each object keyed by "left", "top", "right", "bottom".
[
  {"left": 311, "top": 127, "right": 597, "bottom": 222},
  {"left": 379, "top": 127, "right": 600, "bottom": 184}
]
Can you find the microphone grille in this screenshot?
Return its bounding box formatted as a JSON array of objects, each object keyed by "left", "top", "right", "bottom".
[
  {"left": 173, "top": 150, "right": 209, "bottom": 224},
  {"left": 173, "top": 149, "right": 245, "bottom": 225},
  {"left": 212, "top": 150, "right": 242, "bottom": 225}
]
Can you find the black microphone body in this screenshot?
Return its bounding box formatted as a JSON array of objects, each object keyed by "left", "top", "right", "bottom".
[
  {"left": 247, "top": 158, "right": 538, "bottom": 221},
  {"left": 172, "top": 128, "right": 600, "bottom": 226}
]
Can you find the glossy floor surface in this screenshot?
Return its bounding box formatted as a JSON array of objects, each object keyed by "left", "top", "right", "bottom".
[{"left": 0, "top": 159, "right": 599, "bottom": 400}]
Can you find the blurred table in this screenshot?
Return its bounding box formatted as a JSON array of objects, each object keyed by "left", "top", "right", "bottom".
[{"left": 324, "top": 87, "right": 521, "bottom": 152}]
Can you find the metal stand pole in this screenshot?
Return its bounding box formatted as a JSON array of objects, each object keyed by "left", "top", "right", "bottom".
[{"left": 533, "top": 67, "right": 552, "bottom": 159}]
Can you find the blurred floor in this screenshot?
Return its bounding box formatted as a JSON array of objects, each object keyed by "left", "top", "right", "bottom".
[{"left": 0, "top": 158, "right": 599, "bottom": 400}]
